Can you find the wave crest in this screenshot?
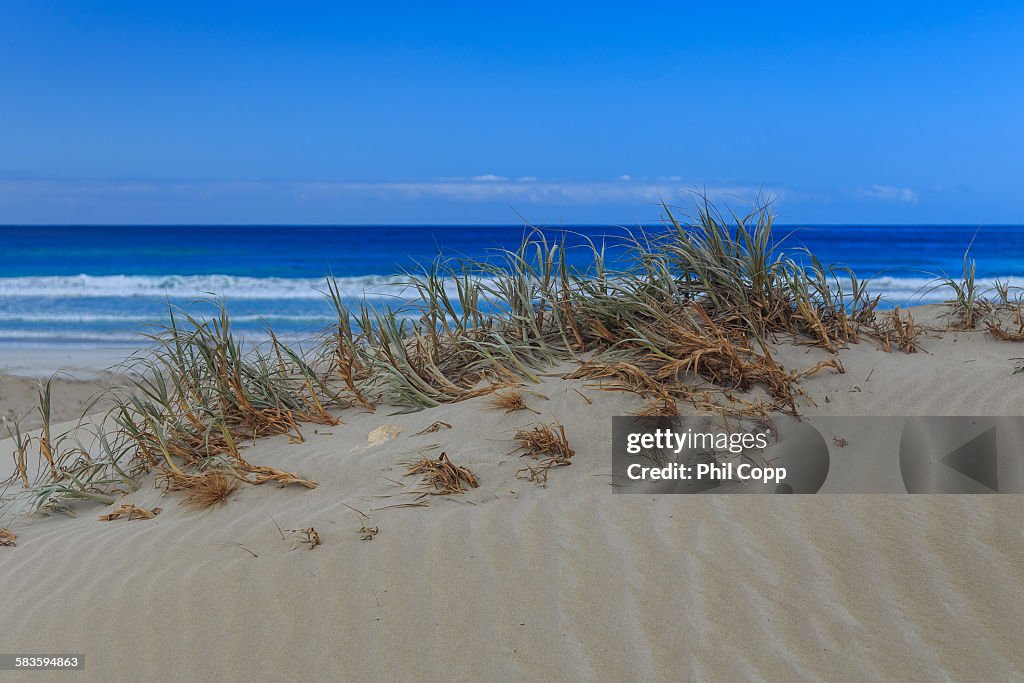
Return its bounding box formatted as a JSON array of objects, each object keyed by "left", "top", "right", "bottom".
[{"left": 0, "top": 273, "right": 408, "bottom": 300}]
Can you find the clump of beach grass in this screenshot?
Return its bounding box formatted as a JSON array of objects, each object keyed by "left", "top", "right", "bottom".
[
  {"left": 983, "top": 281, "right": 1024, "bottom": 341},
  {"left": 514, "top": 423, "right": 574, "bottom": 460},
  {"left": 404, "top": 452, "right": 479, "bottom": 495},
  {"left": 921, "top": 247, "right": 1024, "bottom": 338},
  {"left": 872, "top": 306, "right": 923, "bottom": 353},
  {"left": 2, "top": 406, "right": 126, "bottom": 513},
  {"left": 0, "top": 300, "right": 341, "bottom": 518},
  {"left": 926, "top": 250, "right": 991, "bottom": 329},
  {"left": 310, "top": 197, "right": 862, "bottom": 418}
]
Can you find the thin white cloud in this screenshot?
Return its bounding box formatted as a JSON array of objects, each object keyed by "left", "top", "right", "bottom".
[
  {"left": 3, "top": 176, "right": 926, "bottom": 211},
  {"left": 0, "top": 177, "right": 788, "bottom": 206},
  {"left": 854, "top": 185, "right": 918, "bottom": 204}
]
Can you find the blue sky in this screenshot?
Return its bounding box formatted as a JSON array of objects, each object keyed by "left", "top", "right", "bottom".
[{"left": 1, "top": 1, "right": 1022, "bottom": 224}]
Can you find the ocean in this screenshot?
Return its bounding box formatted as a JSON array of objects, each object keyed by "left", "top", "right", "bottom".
[{"left": 2, "top": 224, "right": 1024, "bottom": 348}]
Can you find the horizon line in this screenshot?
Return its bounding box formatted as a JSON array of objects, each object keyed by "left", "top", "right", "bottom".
[{"left": 1, "top": 222, "right": 1021, "bottom": 228}]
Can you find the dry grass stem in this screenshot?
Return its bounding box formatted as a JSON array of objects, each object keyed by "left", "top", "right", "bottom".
[
  {"left": 242, "top": 465, "right": 318, "bottom": 489},
  {"left": 414, "top": 421, "right": 452, "bottom": 435}
]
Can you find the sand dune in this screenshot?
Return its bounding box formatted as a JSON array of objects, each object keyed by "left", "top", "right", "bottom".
[{"left": 2, "top": 308, "right": 1023, "bottom": 681}]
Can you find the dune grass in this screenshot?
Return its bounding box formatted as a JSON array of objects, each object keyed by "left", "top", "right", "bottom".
[
  {"left": 921, "top": 245, "right": 1024, "bottom": 339},
  {"left": 4, "top": 196, "right": 1011, "bottom": 517}
]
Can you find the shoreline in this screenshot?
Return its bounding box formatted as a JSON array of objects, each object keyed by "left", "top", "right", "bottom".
[{"left": 0, "top": 345, "right": 136, "bottom": 380}]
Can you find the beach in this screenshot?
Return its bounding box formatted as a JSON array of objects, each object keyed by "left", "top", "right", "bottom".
[
  {"left": 6, "top": 2, "right": 1023, "bottom": 679},
  {"left": 2, "top": 302, "right": 1023, "bottom": 681}
]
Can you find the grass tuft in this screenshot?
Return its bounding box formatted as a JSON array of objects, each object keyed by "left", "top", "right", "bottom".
[
  {"left": 488, "top": 387, "right": 539, "bottom": 414},
  {"left": 404, "top": 452, "right": 480, "bottom": 495},
  {"left": 514, "top": 423, "right": 575, "bottom": 485},
  {"left": 159, "top": 469, "right": 240, "bottom": 511}
]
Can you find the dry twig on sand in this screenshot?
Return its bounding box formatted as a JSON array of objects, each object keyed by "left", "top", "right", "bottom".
[
  {"left": 286, "top": 526, "right": 321, "bottom": 550},
  {"left": 414, "top": 421, "right": 452, "bottom": 435}
]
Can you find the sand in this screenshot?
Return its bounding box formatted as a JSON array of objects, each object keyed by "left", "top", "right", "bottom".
[{"left": 1, "top": 306, "right": 1023, "bottom": 681}]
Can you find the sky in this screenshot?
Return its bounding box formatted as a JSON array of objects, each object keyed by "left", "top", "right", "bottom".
[{"left": 1, "top": 1, "right": 1023, "bottom": 225}]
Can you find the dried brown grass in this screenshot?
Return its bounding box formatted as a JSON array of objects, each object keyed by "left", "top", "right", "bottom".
[
  {"left": 566, "top": 361, "right": 666, "bottom": 396},
  {"left": 987, "top": 303, "right": 1024, "bottom": 341},
  {"left": 158, "top": 469, "right": 240, "bottom": 511},
  {"left": 988, "top": 324, "right": 1024, "bottom": 341},
  {"left": 568, "top": 302, "right": 843, "bottom": 415},
  {"left": 871, "top": 306, "right": 923, "bottom": 352},
  {"left": 0, "top": 528, "right": 15, "bottom": 547},
  {"left": 514, "top": 422, "right": 575, "bottom": 484},
  {"left": 404, "top": 452, "right": 479, "bottom": 495},
  {"left": 98, "top": 503, "right": 162, "bottom": 521},
  {"left": 488, "top": 387, "right": 539, "bottom": 414},
  {"left": 635, "top": 394, "right": 680, "bottom": 417},
  {"left": 241, "top": 464, "right": 318, "bottom": 489}
]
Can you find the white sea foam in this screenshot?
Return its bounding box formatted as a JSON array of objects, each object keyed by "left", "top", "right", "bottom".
[
  {"left": 0, "top": 312, "right": 335, "bottom": 324},
  {"left": 0, "top": 273, "right": 412, "bottom": 300},
  {"left": 866, "top": 275, "right": 1024, "bottom": 303},
  {"left": 0, "top": 272, "right": 1022, "bottom": 306}
]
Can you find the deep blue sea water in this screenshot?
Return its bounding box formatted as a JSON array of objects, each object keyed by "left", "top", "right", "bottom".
[{"left": 2, "top": 224, "right": 1024, "bottom": 348}]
